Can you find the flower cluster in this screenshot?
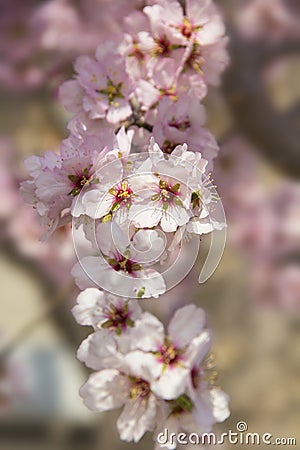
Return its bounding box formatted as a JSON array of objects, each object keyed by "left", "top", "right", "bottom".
[
  {"left": 72, "top": 289, "right": 229, "bottom": 444},
  {"left": 59, "top": 0, "right": 228, "bottom": 168},
  {"left": 21, "top": 0, "right": 230, "bottom": 445},
  {"left": 22, "top": 126, "right": 223, "bottom": 298},
  {"left": 20, "top": 124, "right": 132, "bottom": 235}
]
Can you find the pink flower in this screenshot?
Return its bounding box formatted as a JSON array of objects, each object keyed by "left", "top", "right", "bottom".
[
  {"left": 127, "top": 6, "right": 187, "bottom": 74},
  {"left": 21, "top": 126, "right": 124, "bottom": 234},
  {"left": 77, "top": 303, "right": 229, "bottom": 445},
  {"left": 80, "top": 177, "right": 136, "bottom": 224},
  {"left": 71, "top": 125, "right": 134, "bottom": 220},
  {"left": 153, "top": 97, "right": 219, "bottom": 167},
  {"left": 129, "top": 140, "right": 210, "bottom": 233},
  {"left": 144, "top": 0, "right": 229, "bottom": 86},
  {"left": 182, "top": 37, "right": 229, "bottom": 86},
  {"left": 59, "top": 42, "right": 134, "bottom": 124},
  {"left": 120, "top": 11, "right": 152, "bottom": 80},
  {"left": 136, "top": 58, "right": 180, "bottom": 110},
  {"left": 145, "top": 0, "right": 225, "bottom": 45},
  {"left": 72, "top": 288, "right": 142, "bottom": 334},
  {"left": 125, "top": 305, "right": 212, "bottom": 400},
  {"left": 136, "top": 56, "right": 207, "bottom": 110}
]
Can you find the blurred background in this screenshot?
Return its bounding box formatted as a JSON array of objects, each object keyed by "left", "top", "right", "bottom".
[{"left": 0, "top": 0, "right": 299, "bottom": 449}]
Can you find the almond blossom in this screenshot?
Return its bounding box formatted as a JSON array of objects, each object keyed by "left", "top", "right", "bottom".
[
  {"left": 72, "top": 287, "right": 142, "bottom": 334},
  {"left": 144, "top": 0, "right": 229, "bottom": 86},
  {"left": 136, "top": 57, "right": 207, "bottom": 111},
  {"left": 80, "top": 366, "right": 165, "bottom": 443},
  {"left": 136, "top": 58, "right": 181, "bottom": 110},
  {"left": 77, "top": 303, "right": 229, "bottom": 445},
  {"left": 78, "top": 177, "right": 136, "bottom": 224},
  {"left": 125, "top": 305, "right": 212, "bottom": 400},
  {"left": 59, "top": 42, "right": 134, "bottom": 124},
  {"left": 128, "top": 140, "right": 214, "bottom": 233},
  {"left": 128, "top": 142, "right": 193, "bottom": 232},
  {"left": 144, "top": 0, "right": 225, "bottom": 46},
  {"left": 71, "top": 221, "right": 166, "bottom": 298},
  {"left": 152, "top": 97, "right": 219, "bottom": 166},
  {"left": 19, "top": 0, "right": 231, "bottom": 444},
  {"left": 73, "top": 289, "right": 145, "bottom": 366},
  {"left": 20, "top": 125, "right": 133, "bottom": 234}
]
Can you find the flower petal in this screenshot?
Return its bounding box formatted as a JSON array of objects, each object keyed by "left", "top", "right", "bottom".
[
  {"left": 117, "top": 394, "right": 157, "bottom": 442},
  {"left": 168, "top": 305, "right": 206, "bottom": 347},
  {"left": 80, "top": 369, "right": 128, "bottom": 412},
  {"left": 71, "top": 288, "right": 105, "bottom": 327}
]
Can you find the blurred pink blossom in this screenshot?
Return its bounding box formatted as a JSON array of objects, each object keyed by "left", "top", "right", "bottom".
[{"left": 237, "top": 0, "right": 300, "bottom": 42}]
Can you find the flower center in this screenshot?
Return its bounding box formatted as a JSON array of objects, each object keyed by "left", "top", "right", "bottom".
[
  {"left": 98, "top": 78, "right": 124, "bottom": 105},
  {"left": 108, "top": 253, "right": 142, "bottom": 274},
  {"left": 159, "top": 85, "right": 178, "bottom": 101},
  {"left": 101, "top": 301, "right": 134, "bottom": 335},
  {"left": 130, "top": 378, "right": 151, "bottom": 400},
  {"left": 161, "top": 140, "right": 180, "bottom": 154},
  {"left": 129, "top": 41, "right": 145, "bottom": 60},
  {"left": 153, "top": 35, "right": 172, "bottom": 57},
  {"left": 152, "top": 176, "right": 182, "bottom": 209},
  {"left": 179, "top": 17, "right": 197, "bottom": 39},
  {"left": 68, "top": 167, "right": 93, "bottom": 196},
  {"left": 157, "top": 338, "right": 183, "bottom": 367},
  {"left": 185, "top": 42, "right": 204, "bottom": 73},
  {"left": 109, "top": 180, "right": 134, "bottom": 212}
]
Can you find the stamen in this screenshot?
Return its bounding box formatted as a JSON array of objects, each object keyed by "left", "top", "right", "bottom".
[
  {"left": 156, "top": 338, "right": 184, "bottom": 366},
  {"left": 109, "top": 180, "right": 134, "bottom": 212},
  {"left": 97, "top": 78, "right": 124, "bottom": 105},
  {"left": 129, "top": 378, "right": 151, "bottom": 400},
  {"left": 101, "top": 301, "right": 134, "bottom": 335},
  {"left": 68, "top": 166, "right": 97, "bottom": 196}
]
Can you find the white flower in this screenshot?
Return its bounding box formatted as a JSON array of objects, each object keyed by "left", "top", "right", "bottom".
[
  {"left": 80, "top": 178, "right": 136, "bottom": 224},
  {"left": 71, "top": 288, "right": 143, "bottom": 334},
  {"left": 129, "top": 141, "right": 194, "bottom": 232},
  {"left": 71, "top": 126, "right": 134, "bottom": 220},
  {"left": 80, "top": 365, "right": 166, "bottom": 443},
  {"left": 125, "top": 305, "right": 212, "bottom": 400},
  {"left": 71, "top": 221, "right": 166, "bottom": 298}
]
